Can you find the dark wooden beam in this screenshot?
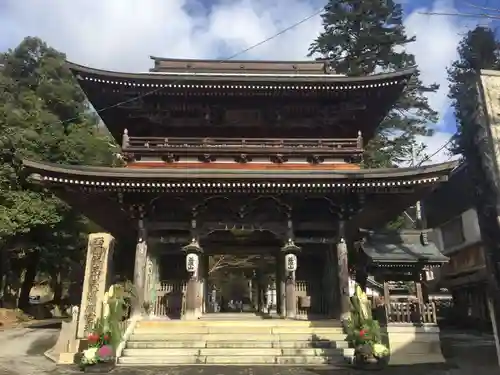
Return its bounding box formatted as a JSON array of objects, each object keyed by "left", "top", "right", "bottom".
[
  {"left": 346, "top": 188, "right": 434, "bottom": 238},
  {"left": 148, "top": 236, "right": 336, "bottom": 246},
  {"left": 146, "top": 221, "right": 334, "bottom": 232}
]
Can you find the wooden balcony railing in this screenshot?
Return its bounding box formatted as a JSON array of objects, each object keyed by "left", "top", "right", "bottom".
[
  {"left": 122, "top": 133, "right": 364, "bottom": 156},
  {"left": 387, "top": 301, "right": 437, "bottom": 324}
]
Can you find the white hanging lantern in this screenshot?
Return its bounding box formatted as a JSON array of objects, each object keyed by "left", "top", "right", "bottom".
[
  {"left": 186, "top": 253, "right": 199, "bottom": 273},
  {"left": 285, "top": 253, "right": 297, "bottom": 272}
]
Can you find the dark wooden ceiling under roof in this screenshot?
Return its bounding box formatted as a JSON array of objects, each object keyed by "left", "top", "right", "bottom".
[
  {"left": 66, "top": 60, "right": 415, "bottom": 144},
  {"left": 423, "top": 162, "right": 472, "bottom": 228}
]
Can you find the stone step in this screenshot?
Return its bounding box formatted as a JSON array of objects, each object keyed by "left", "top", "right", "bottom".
[
  {"left": 126, "top": 340, "right": 348, "bottom": 349},
  {"left": 127, "top": 341, "right": 209, "bottom": 349},
  {"left": 118, "top": 356, "right": 206, "bottom": 365},
  {"left": 136, "top": 319, "right": 341, "bottom": 328},
  {"left": 121, "top": 320, "right": 346, "bottom": 366},
  {"left": 118, "top": 355, "right": 342, "bottom": 366},
  {"left": 123, "top": 347, "right": 342, "bottom": 357},
  {"left": 133, "top": 326, "right": 344, "bottom": 335},
  {"left": 199, "top": 313, "right": 264, "bottom": 321},
  {"left": 123, "top": 348, "right": 204, "bottom": 357},
  {"left": 129, "top": 332, "right": 346, "bottom": 342},
  {"left": 133, "top": 326, "right": 274, "bottom": 334}
]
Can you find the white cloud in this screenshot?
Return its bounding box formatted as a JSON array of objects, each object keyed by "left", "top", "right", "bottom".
[
  {"left": 404, "top": 0, "right": 475, "bottom": 129},
  {"left": 0, "top": 0, "right": 470, "bottom": 164},
  {"left": 1, "top": 0, "right": 322, "bottom": 71},
  {"left": 416, "top": 131, "right": 460, "bottom": 165}
]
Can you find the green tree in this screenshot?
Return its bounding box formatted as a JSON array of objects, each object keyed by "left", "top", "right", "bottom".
[
  {"left": 308, "top": 0, "right": 438, "bottom": 167},
  {"left": 447, "top": 26, "right": 500, "bottom": 155},
  {"left": 446, "top": 26, "right": 500, "bottom": 355},
  {"left": 0, "top": 37, "right": 118, "bottom": 309}
]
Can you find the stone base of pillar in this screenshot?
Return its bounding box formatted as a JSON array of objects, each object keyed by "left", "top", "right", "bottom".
[
  {"left": 195, "top": 306, "right": 202, "bottom": 319},
  {"left": 182, "top": 309, "right": 198, "bottom": 320},
  {"left": 184, "top": 278, "right": 200, "bottom": 320},
  {"left": 285, "top": 281, "right": 296, "bottom": 319}
]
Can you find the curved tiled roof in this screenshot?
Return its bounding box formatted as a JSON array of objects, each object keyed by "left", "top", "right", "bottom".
[
  {"left": 66, "top": 61, "right": 417, "bottom": 86},
  {"left": 22, "top": 159, "right": 458, "bottom": 191}
]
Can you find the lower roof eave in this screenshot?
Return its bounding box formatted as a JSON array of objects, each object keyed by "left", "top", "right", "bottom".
[
  {"left": 371, "top": 260, "right": 447, "bottom": 266},
  {"left": 22, "top": 159, "right": 459, "bottom": 191}
]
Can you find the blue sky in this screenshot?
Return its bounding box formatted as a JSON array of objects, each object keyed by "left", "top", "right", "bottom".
[{"left": 0, "top": 0, "right": 496, "bottom": 163}]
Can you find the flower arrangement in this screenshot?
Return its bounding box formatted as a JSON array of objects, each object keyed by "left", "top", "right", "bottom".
[
  {"left": 345, "top": 284, "right": 390, "bottom": 368},
  {"left": 79, "top": 284, "right": 128, "bottom": 372}
]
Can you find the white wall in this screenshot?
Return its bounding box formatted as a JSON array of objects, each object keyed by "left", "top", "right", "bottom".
[{"left": 433, "top": 208, "right": 481, "bottom": 255}]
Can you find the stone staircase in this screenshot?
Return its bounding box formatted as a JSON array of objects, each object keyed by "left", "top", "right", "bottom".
[{"left": 118, "top": 314, "right": 347, "bottom": 366}]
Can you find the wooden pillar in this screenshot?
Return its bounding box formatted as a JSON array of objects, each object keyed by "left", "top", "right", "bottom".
[
  {"left": 276, "top": 253, "right": 285, "bottom": 317},
  {"left": 184, "top": 277, "right": 198, "bottom": 320},
  {"left": 202, "top": 253, "right": 209, "bottom": 314},
  {"left": 182, "top": 240, "right": 203, "bottom": 320},
  {"left": 132, "top": 220, "right": 148, "bottom": 317},
  {"left": 415, "top": 276, "right": 424, "bottom": 323},
  {"left": 337, "top": 220, "right": 350, "bottom": 323},
  {"left": 282, "top": 240, "right": 300, "bottom": 319},
  {"left": 146, "top": 250, "right": 160, "bottom": 317},
  {"left": 323, "top": 244, "right": 338, "bottom": 318},
  {"left": 383, "top": 281, "right": 390, "bottom": 322},
  {"left": 285, "top": 271, "right": 296, "bottom": 319}
]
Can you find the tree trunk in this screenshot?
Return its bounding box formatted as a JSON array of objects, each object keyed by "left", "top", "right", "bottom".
[
  {"left": 0, "top": 250, "right": 8, "bottom": 307},
  {"left": 50, "top": 269, "right": 62, "bottom": 305},
  {"left": 18, "top": 251, "right": 40, "bottom": 310}
]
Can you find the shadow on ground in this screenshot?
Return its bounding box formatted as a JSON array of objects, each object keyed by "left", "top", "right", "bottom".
[
  {"left": 26, "top": 329, "right": 59, "bottom": 356},
  {"left": 439, "top": 329, "right": 497, "bottom": 369}
]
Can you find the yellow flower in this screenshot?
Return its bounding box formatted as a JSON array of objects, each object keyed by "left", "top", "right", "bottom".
[
  {"left": 82, "top": 347, "right": 98, "bottom": 364},
  {"left": 372, "top": 343, "right": 389, "bottom": 357}
]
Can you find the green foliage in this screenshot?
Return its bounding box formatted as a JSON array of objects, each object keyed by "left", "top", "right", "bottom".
[
  {"left": 81, "top": 284, "right": 129, "bottom": 368},
  {"left": 80, "top": 285, "right": 128, "bottom": 368},
  {"left": 345, "top": 283, "right": 389, "bottom": 358},
  {"left": 309, "top": 0, "right": 437, "bottom": 167},
  {"left": 447, "top": 26, "right": 500, "bottom": 155},
  {"left": 0, "top": 36, "right": 119, "bottom": 305}
]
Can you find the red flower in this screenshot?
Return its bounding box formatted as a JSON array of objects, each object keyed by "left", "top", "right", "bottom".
[
  {"left": 103, "top": 334, "right": 110, "bottom": 341},
  {"left": 88, "top": 333, "right": 98, "bottom": 342},
  {"left": 359, "top": 329, "right": 367, "bottom": 337}
]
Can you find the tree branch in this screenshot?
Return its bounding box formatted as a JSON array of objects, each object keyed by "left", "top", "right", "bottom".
[{"left": 208, "top": 255, "right": 262, "bottom": 275}]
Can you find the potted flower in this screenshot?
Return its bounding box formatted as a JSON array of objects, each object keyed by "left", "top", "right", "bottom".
[
  {"left": 345, "top": 284, "right": 390, "bottom": 370},
  {"left": 78, "top": 284, "right": 128, "bottom": 372},
  {"left": 79, "top": 332, "right": 115, "bottom": 372}
]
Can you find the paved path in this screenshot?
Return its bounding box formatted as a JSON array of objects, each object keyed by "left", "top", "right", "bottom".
[{"left": 0, "top": 326, "right": 59, "bottom": 375}]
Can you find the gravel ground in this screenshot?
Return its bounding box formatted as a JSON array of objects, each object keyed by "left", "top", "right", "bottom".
[{"left": 0, "top": 326, "right": 497, "bottom": 375}]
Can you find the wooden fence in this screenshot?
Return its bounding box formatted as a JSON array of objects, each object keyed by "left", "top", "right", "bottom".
[
  {"left": 387, "top": 301, "right": 437, "bottom": 324},
  {"left": 152, "top": 281, "right": 186, "bottom": 318}
]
